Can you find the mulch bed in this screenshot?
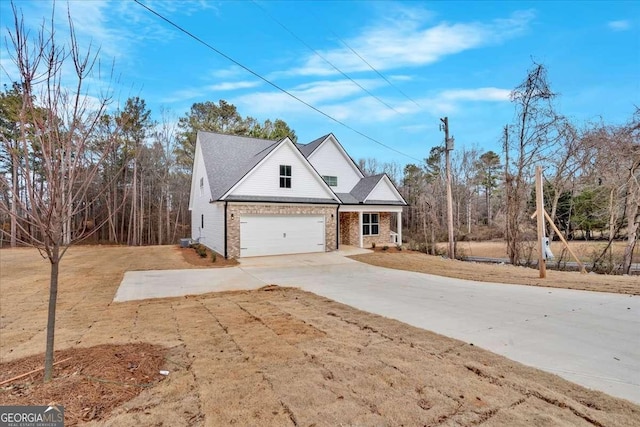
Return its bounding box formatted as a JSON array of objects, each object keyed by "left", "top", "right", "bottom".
[
  {"left": 371, "top": 245, "right": 410, "bottom": 254},
  {"left": 0, "top": 343, "right": 166, "bottom": 426},
  {"left": 179, "top": 246, "right": 238, "bottom": 267}
]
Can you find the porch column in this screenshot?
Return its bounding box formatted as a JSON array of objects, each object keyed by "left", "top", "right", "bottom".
[
  {"left": 358, "top": 211, "right": 363, "bottom": 248},
  {"left": 396, "top": 211, "right": 402, "bottom": 245}
]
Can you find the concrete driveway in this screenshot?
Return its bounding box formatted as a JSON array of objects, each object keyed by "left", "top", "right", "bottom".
[{"left": 115, "top": 252, "right": 640, "bottom": 404}]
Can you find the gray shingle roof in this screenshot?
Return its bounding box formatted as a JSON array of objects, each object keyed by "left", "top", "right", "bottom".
[
  {"left": 296, "top": 134, "right": 330, "bottom": 157},
  {"left": 335, "top": 193, "right": 359, "bottom": 204},
  {"left": 363, "top": 199, "right": 406, "bottom": 205},
  {"left": 198, "top": 131, "right": 405, "bottom": 206},
  {"left": 350, "top": 174, "right": 385, "bottom": 201},
  {"left": 198, "top": 131, "right": 281, "bottom": 200},
  {"left": 224, "top": 195, "right": 338, "bottom": 204},
  {"left": 337, "top": 174, "right": 407, "bottom": 205}
]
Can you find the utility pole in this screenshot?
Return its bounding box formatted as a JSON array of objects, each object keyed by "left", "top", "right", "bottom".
[
  {"left": 503, "top": 125, "right": 512, "bottom": 261},
  {"left": 440, "top": 117, "right": 455, "bottom": 259}
]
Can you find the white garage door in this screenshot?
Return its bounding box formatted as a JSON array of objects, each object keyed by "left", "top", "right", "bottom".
[{"left": 240, "top": 215, "right": 325, "bottom": 257}]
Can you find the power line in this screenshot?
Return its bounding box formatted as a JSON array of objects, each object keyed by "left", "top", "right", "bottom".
[
  {"left": 328, "top": 30, "right": 423, "bottom": 110},
  {"left": 251, "top": 0, "right": 401, "bottom": 115},
  {"left": 133, "top": 0, "right": 421, "bottom": 162},
  {"left": 301, "top": 4, "right": 423, "bottom": 109}
]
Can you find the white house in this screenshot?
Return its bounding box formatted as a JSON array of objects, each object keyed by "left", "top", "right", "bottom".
[{"left": 189, "top": 131, "right": 406, "bottom": 258}]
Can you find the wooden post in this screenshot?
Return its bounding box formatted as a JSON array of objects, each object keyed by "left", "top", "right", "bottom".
[
  {"left": 544, "top": 210, "right": 587, "bottom": 274},
  {"left": 536, "top": 166, "right": 546, "bottom": 278}
]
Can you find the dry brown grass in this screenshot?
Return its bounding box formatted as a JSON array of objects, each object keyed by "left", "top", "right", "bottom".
[
  {"left": 452, "top": 240, "right": 639, "bottom": 263},
  {"left": 351, "top": 251, "right": 640, "bottom": 295},
  {"left": 1, "top": 246, "right": 639, "bottom": 426}
]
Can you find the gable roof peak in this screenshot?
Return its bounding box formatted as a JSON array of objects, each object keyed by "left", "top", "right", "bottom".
[
  {"left": 197, "top": 132, "right": 284, "bottom": 200},
  {"left": 297, "top": 133, "right": 331, "bottom": 157}
]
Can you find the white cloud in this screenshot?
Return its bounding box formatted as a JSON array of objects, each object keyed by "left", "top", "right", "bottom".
[
  {"left": 389, "top": 75, "right": 414, "bottom": 82},
  {"left": 160, "top": 80, "right": 263, "bottom": 103},
  {"left": 146, "top": 0, "right": 219, "bottom": 16},
  {"left": 234, "top": 79, "right": 388, "bottom": 113},
  {"left": 439, "top": 88, "right": 511, "bottom": 102},
  {"left": 283, "top": 9, "right": 535, "bottom": 77},
  {"left": 210, "top": 66, "right": 247, "bottom": 79},
  {"left": 160, "top": 81, "right": 261, "bottom": 103},
  {"left": 207, "top": 81, "right": 261, "bottom": 91},
  {"left": 233, "top": 80, "right": 510, "bottom": 124},
  {"left": 160, "top": 88, "right": 205, "bottom": 104},
  {"left": 321, "top": 96, "right": 413, "bottom": 122},
  {"left": 608, "top": 20, "right": 631, "bottom": 31},
  {"left": 409, "top": 87, "right": 511, "bottom": 117}
]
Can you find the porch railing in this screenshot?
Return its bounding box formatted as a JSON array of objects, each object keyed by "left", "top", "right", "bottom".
[{"left": 390, "top": 231, "right": 399, "bottom": 244}]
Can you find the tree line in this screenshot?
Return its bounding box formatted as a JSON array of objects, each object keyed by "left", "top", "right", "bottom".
[
  {"left": 2, "top": 64, "right": 638, "bottom": 274},
  {"left": 377, "top": 64, "right": 638, "bottom": 274},
  {"left": 0, "top": 12, "right": 637, "bottom": 276},
  {"left": 0, "top": 89, "right": 296, "bottom": 248}
]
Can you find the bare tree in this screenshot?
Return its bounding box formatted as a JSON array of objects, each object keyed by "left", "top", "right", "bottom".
[
  {"left": 474, "top": 150, "right": 502, "bottom": 226},
  {"left": 580, "top": 112, "right": 639, "bottom": 273},
  {"left": 358, "top": 157, "right": 380, "bottom": 176},
  {"left": 620, "top": 109, "right": 640, "bottom": 273},
  {"left": 0, "top": 4, "right": 123, "bottom": 381},
  {"left": 505, "top": 63, "right": 559, "bottom": 265},
  {"left": 544, "top": 119, "right": 594, "bottom": 239}
]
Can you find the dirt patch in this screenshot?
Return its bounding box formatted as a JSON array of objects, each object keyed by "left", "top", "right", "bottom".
[
  {"left": 351, "top": 252, "right": 640, "bottom": 295},
  {"left": 1, "top": 246, "right": 639, "bottom": 425},
  {"left": 0, "top": 343, "right": 167, "bottom": 425}
]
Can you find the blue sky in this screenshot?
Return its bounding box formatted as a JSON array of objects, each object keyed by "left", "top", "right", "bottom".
[{"left": 1, "top": 1, "right": 638, "bottom": 166}]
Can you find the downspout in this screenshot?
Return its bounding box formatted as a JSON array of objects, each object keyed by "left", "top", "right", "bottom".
[
  {"left": 224, "top": 201, "right": 228, "bottom": 259},
  {"left": 359, "top": 211, "right": 364, "bottom": 248},
  {"left": 335, "top": 205, "right": 340, "bottom": 250}
]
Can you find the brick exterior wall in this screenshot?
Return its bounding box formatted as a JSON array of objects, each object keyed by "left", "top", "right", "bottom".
[
  {"left": 339, "top": 212, "right": 360, "bottom": 245},
  {"left": 339, "top": 211, "right": 392, "bottom": 248},
  {"left": 226, "top": 203, "right": 338, "bottom": 258},
  {"left": 363, "top": 212, "right": 391, "bottom": 248}
]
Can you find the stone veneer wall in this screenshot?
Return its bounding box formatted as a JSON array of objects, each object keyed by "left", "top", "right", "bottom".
[{"left": 226, "top": 203, "right": 338, "bottom": 258}]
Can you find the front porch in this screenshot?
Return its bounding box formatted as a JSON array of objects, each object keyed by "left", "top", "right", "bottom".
[{"left": 338, "top": 206, "right": 403, "bottom": 249}]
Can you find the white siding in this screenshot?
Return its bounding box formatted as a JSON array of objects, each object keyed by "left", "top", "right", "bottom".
[
  {"left": 307, "top": 136, "right": 362, "bottom": 192},
  {"left": 190, "top": 141, "right": 225, "bottom": 254},
  {"left": 366, "top": 177, "right": 403, "bottom": 202},
  {"left": 188, "top": 140, "right": 203, "bottom": 211},
  {"left": 230, "top": 141, "right": 336, "bottom": 200},
  {"left": 205, "top": 202, "right": 225, "bottom": 254}
]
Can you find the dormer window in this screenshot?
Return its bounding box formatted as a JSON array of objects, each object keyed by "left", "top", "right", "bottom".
[
  {"left": 323, "top": 175, "right": 338, "bottom": 187},
  {"left": 279, "top": 165, "right": 291, "bottom": 188}
]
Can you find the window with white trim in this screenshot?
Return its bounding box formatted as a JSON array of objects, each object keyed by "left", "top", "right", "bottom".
[
  {"left": 363, "top": 213, "right": 379, "bottom": 236},
  {"left": 322, "top": 175, "right": 338, "bottom": 187},
  {"left": 199, "top": 177, "right": 204, "bottom": 196},
  {"left": 279, "top": 165, "right": 291, "bottom": 188}
]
